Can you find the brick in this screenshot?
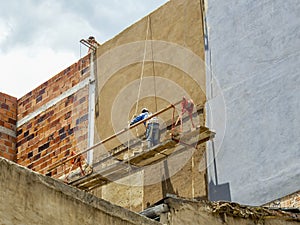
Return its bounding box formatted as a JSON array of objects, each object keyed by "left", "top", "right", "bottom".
[
  {"left": 22, "top": 98, "right": 30, "bottom": 106},
  {"left": 1, "top": 103, "right": 9, "bottom": 110},
  {"left": 8, "top": 148, "right": 16, "bottom": 155},
  {"left": 65, "top": 111, "right": 71, "bottom": 120},
  {"left": 33, "top": 153, "right": 41, "bottom": 161},
  {"left": 76, "top": 114, "right": 88, "bottom": 125},
  {"left": 26, "top": 123, "right": 32, "bottom": 129},
  {"left": 24, "top": 130, "right": 29, "bottom": 137},
  {"left": 37, "top": 114, "right": 47, "bottom": 123},
  {"left": 58, "top": 127, "right": 65, "bottom": 135},
  {"left": 60, "top": 133, "right": 67, "bottom": 141},
  {"left": 17, "top": 129, "right": 23, "bottom": 136},
  {"left": 3, "top": 123, "right": 11, "bottom": 129},
  {"left": 49, "top": 110, "right": 55, "bottom": 117},
  {"left": 13, "top": 57, "right": 90, "bottom": 174},
  {"left": 38, "top": 142, "right": 50, "bottom": 152},
  {"left": 79, "top": 97, "right": 86, "bottom": 104},
  {"left": 50, "top": 119, "right": 59, "bottom": 128},
  {"left": 39, "top": 88, "right": 46, "bottom": 95},
  {"left": 36, "top": 95, "right": 43, "bottom": 103},
  {"left": 81, "top": 67, "right": 89, "bottom": 75},
  {"left": 68, "top": 128, "right": 74, "bottom": 135},
  {"left": 25, "top": 102, "right": 32, "bottom": 110},
  {"left": 28, "top": 152, "right": 33, "bottom": 158},
  {"left": 8, "top": 118, "right": 16, "bottom": 125},
  {"left": 27, "top": 134, "right": 34, "bottom": 141},
  {"left": 6, "top": 111, "right": 13, "bottom": 118},
  {"left": 4, "top": 140, "right": 12, "bottom": 147}
]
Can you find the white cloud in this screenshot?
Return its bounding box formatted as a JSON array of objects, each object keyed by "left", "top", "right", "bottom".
[
  {"left": 0, "top": 46, "right": 76, "bottom": 98},
  {"left": 0, "top": 0, "right": 168, "bottom": 99},
  {"left": 0, "top": 21, "right": 11, "bottom": 45}
]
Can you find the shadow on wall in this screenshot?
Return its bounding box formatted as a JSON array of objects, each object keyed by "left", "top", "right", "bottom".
[
  {"left": 208, "top": 180, "right": 231, "bottom": 202},
  {"left": 161, "top": 160, "right": 176, "bottom": 198}
]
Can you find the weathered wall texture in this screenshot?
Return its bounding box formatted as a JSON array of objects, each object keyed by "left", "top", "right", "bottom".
[
  {"left": 0, "top": 92, "right": 17, "bottom": 161},
  {"left": 16, "top": 55, "right": 91, "bottom": 177},
  {"left": 205, "top": 0, "right": 300, "bottom": 205},
  {"left": 264, "top": 190, "right": 300, "bottom": 209},
  {"left": 161, "top": 198, "right": 300, "bottom": 225},
  {"left": 0, "top": 157, "right": 160, "bottom": 225},
  {"left": 92, "top": 0, "right": 207, "bottom": 211}
]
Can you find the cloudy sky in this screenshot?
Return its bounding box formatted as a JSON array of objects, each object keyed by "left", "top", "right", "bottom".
[{"left": 0, "top": 0, "right": 168, "bottom": 98}]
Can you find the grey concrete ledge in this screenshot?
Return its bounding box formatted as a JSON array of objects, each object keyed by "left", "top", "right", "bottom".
[{"left": 0, "top": 126, "right": 16, "bottom": 138}]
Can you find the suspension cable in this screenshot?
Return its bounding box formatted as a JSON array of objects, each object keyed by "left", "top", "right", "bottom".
[
  {"left": 149, "top": 16, "right": 158, "bottom": 112},
  {"left": 135, "top": 16, "right": 150, "bottom": 115}
]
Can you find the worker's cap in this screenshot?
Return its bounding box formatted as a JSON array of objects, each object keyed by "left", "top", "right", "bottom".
[{"left": 141, "top": 108, "right": 149, "bottom": 113}]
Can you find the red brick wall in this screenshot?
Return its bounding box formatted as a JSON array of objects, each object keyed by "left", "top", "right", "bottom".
[
  {"left": 0, "top": 93, "right": 17, "bottom": 161},
  {"left": 16, "top": 55, "right": 91, "bottom": 178}
]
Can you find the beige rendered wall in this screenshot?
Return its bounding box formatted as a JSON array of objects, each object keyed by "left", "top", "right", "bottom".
[
  {"left": 0, "top": 157, "right": 160, "bottom": 225},
  {"left": 93, "top": 0, "right": 206, "bottom": 211}
]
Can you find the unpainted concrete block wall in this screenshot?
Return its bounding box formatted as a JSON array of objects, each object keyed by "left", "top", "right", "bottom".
[
  {"left": 0, "top": 92, "right": 17, "bottom": 161},
  {"left": 16, "top": 55, "right": 91, "bottom": 177}
]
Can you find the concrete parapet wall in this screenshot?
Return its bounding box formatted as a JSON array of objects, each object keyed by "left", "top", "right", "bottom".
[{"left": 0, "top": 157, "right": 160, "bottom": 225}]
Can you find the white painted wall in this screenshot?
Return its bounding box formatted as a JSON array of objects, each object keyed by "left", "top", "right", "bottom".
[{"left": 205, "top": 0, "right": 300, "bottom": 205}]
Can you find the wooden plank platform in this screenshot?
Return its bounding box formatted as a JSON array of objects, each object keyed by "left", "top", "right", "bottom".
[
  {"left": 68, "top": 126, "right": 215, "bottom": 190},
  {"left": 69, "top": 162, "right": 137, "bottom": 190},
  {"left": 125, "top": 139, "right": 177, "bottom": 166}
]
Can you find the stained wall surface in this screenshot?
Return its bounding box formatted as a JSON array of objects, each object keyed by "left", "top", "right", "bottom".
[
  {"left": 93, "top": 0, "right": 207, "bottom": 211},
  {"left": 205, "top": 0, "right": 300, "bottom": 205},
  {"left": 0, "top": 157, "right": 160, "bottom": 225},
  {"left": 264, "top": 190, "right": 300, "bottom": 209}
]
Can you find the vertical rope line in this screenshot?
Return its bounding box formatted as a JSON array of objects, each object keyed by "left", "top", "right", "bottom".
[
  {"left": 127, "top": 123, "right": 132, "bottom": 211},
  {"left": 79, "top": 42, "right": 82, "bottom": 74},
  {"left": 149, "top": 16, "right": 158, "bottom": 112},
  {"left": 135, "top": 16, "right": 150, "bottom": 115},
  {"left": 192, "top": 155, "right": 195, "bottom": 198},
  {"left": 199, "top": 0, "right": 206, "bottom": 49}
]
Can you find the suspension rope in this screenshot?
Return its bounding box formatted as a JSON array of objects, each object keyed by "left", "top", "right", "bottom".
[
  {"left": 149, "top": 16, "right": 158, "bottom": 112},
  {"left": 79, "top": 42, "right": 82, "bottom": 77},
  {"left": 127, "top": 121, "right": 132, "bottom": 211},
  {"left": 135, "top": 16, "right": 150, "bottom": 115}
]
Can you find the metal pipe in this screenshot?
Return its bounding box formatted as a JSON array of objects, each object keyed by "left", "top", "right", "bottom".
[
  {"left": 87, "top": 45, "right": 96, "bottom": 165},
  {"left": 211, "top": 140, "right": 218, "bottom": 185},
  {"left": 80, "top": 39, "right": 97, "bottom": 51},
  {"left": 140, "top": 203, "right": 169, "bottom": 219},
  {"left": 47, "top": 100, "right": 181, "bottom": 172}
]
